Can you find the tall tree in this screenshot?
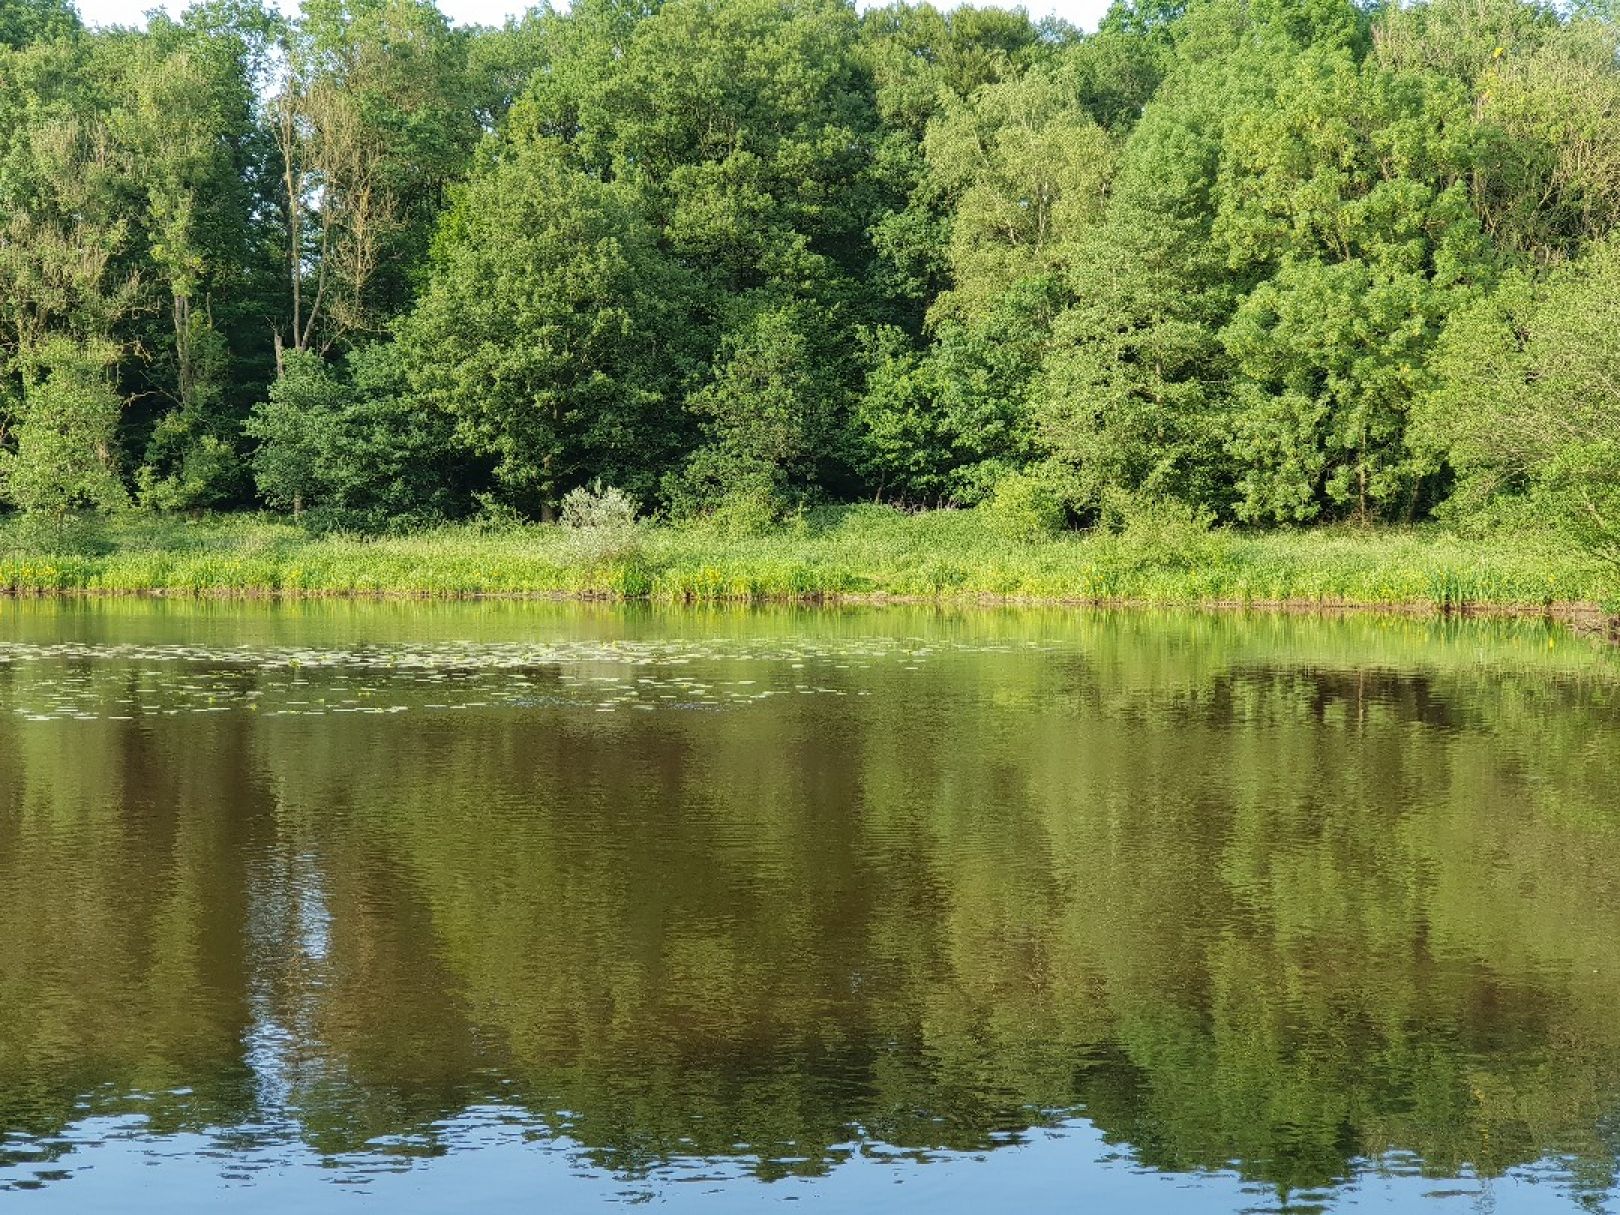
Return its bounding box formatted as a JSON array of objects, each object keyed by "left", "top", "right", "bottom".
[
  {"left": 272, "top": 0, "right": 480, "bottom": 359},
  {"left": 859, "top": 61, "right": 1114, "bottom": 503},
  {"left": 402, "top": 137, "right": 679, "bottom": 516},
  {"left": 110, "top": 4, "right": 273, "bottom": 510}
]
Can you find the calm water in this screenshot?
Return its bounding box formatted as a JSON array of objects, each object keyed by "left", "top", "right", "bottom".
[{"left": 2, "top": 599, "right": 1620, "bottom": 1213}]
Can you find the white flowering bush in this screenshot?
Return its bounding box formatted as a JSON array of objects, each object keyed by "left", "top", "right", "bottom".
[{"left": 559, "top": 481, "right": 643, "bottom": 567}]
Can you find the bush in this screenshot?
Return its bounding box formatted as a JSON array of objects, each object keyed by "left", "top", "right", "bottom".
[
  {"left": 706, "top": 483, "right": 785, "bottom": 538},
  {"left": 559, "top": 480, "right": 643, "bottom": 566},
  {"left": 560, "top": 481, "right": 640, "bottom": 530},
  {"left": 469, "top": 492, "right": 526, "bottom": 533},
  {"left": 1101, "top": 488, "right": 1222, "bottom": 569},
  {"left": 979, "top": 469, "right": 1068, "bottom": 543},
  {"left": 137, "top": 434, "right": 245, "bottom": 514}
]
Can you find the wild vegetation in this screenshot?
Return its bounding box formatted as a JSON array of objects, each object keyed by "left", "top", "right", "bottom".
[
  {"left": 2, "top": 0, "right": 1620, "bottom": 601},
  {"left": 0, "top": 508, "right": 1612, "bottom": 614}
]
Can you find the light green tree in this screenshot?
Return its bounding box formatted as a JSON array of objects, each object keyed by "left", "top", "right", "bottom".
[
  {"left": 0, "top": 338, "right": 128, "bottom": 530},
  {"left": 1417, "top": 239, "right": 1620, "bottom": 566}
]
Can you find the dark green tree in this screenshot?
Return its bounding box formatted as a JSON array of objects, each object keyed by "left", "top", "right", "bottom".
[{"left": 403, "top": 137, "right": 679, "bottom": 517}]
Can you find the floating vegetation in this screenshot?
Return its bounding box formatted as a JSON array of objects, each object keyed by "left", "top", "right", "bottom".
[{"left": 0, "top": 636, "right": 1033, "bottom": 724}]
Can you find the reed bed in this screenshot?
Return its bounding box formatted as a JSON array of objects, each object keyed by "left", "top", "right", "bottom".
[{"left": 0, "top": 508, "right": 1611, "bottom": 619}]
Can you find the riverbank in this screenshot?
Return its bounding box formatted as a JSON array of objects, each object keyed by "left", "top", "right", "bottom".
[{"left": 1, "top": 508, "right": 1615, "bottom": 623}]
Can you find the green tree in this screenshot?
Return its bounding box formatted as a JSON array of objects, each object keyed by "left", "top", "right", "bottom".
[
  {"left": 858, "top": 292, "right": 1057, "bottom": 505},
  {"left": 677, "top": 300, "right": 846, "bottom": 513},
  {"left": 0, "top": 0, "right": 77, "bottom": 49},
  {"left": 464, "top": 11, "right": 550, "bottom": 130},
  {"left": 245, "top": 348, "right": 342, "bottom": 517},
  {"left": 110, "top": 5, "right": 272, "bottom": 511},
  {"left": 1039, "top": 0, "right": 1498, "bottom": 523},
  {"left": 924, "top": 66, "right": 1113, "bottom": 326},
  {"left": 246, "top": 343, "right": 458, "bottom": 526},
  {"left": 0, "top": 38, "right": 141, "bottom": 367},
  {"left": 859, "top": 63, "right": 1113, "bottom": 504},
  {"left": 0, "top": 338, "right": 128, "bottom": 527},
  {"left": 1417, "top": 239, "right": 1620, "bottom": 566},
  {"left": 1035, "top": 6, "right": 1245, "bottom": 517},
  {"left": 1213, "top": 47, "right": 1489, "bottom": 522},
  {"left": 137, "top": 323, "right": 244, "bottom": 513},
  {"left": 503, "top": 0, "right": 896, "bottom": 510},
  {"left": 859, "top": 1, "right": 1049, "bottom": 318},
  {"left": 2, "top": 0, "right": 1620, "bottom": 538},
  {"left": 403, "top": 137, "right": 677, "bottom": 517},
  {"left": 1070, "top": 0, "right": 1182, "bottom": 129}
]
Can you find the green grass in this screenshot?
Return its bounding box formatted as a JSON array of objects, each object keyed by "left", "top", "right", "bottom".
[{"left": 0, "top": 506, "right": 1614, "bottom": 618}]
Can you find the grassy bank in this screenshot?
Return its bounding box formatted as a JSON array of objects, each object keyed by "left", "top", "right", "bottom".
[{"left": 0, "top": 507, "right": 1615, "bottom": 620}]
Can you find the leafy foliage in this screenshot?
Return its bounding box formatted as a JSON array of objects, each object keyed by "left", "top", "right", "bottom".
[
  {"left": 0, "top": 339, "right": 127, "bottom": 524},
  {"left": 247, "top": 344, "right": 459, "bottom": 527},
  {"left": 0, "top": 0, "right": 1615, "bottom": 564},
  {"left": 401, "top": 136, "right": 675, "bottom": 516},
  {"left": 1417, "top": 239, "right": 1620, "bottom": 566}
]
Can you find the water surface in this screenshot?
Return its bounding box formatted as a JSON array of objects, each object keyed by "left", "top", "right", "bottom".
[{"left": 2, "top": 599, "right": 1619, "bottom": 1213}]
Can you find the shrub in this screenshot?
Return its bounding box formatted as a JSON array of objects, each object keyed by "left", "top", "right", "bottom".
[
  {"left": 469, "top": 492, "right": 526, "bottom": 533},
  {"left": 559, "top": 480, "right": 643, "bottom": 566},
  {"left": 1101, "top": 488, "right": 1222, "bottom": 569},
  {"left": 979, "top": 469, "right": 1068, "bottom": 544},
  {"left": 705, "top": 482, "right": 784, "bottom": 538},
  {"left": 560, "top": 481, "right": 640, "bottom": 530}
]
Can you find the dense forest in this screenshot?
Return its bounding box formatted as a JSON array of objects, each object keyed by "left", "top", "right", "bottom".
[{"left": 1, "top": 0, "right": 1618, "bottom": 552}]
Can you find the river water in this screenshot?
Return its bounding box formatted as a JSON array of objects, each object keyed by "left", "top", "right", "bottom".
[{"left": 2, "top": 599, "right": 1618, "bottom": 1213}]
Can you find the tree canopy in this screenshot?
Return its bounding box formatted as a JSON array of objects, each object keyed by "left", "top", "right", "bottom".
[{"left": 1, "top": 0, "right": 1617, "bottom": 552}]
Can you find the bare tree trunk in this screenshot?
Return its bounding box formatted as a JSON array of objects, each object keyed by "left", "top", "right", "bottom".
[
  {"left": 277, "top": 92, "right": 305, "bottom": 357},
  {"left": 173, "top": 293, "right": 193, "bottom": 407}
]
